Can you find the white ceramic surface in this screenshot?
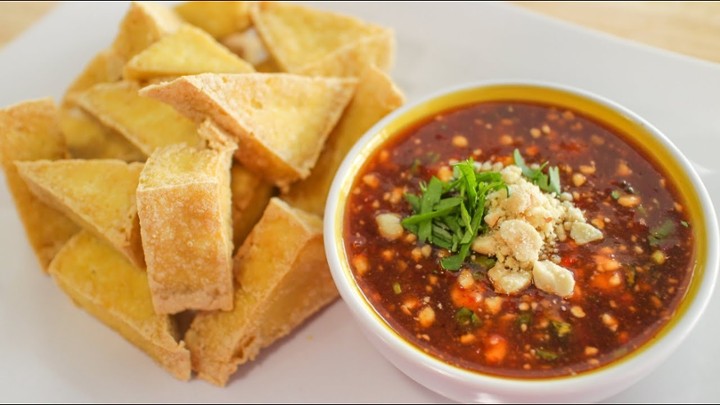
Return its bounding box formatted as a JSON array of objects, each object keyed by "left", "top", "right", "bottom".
[
  {"left": 324, "top": 80, "right": 719, "bottom": 403},
  {"left": 0, "top": 2, "right": 719, "bottom": 402}
]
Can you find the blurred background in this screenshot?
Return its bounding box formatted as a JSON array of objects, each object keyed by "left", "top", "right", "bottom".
[{"left": 1, "top": 2, "right": 719, "bottom": 63}]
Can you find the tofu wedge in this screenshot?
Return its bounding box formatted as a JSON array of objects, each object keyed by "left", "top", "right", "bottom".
[
  {"left": 124, "top": 24, "right": 255, "bottom": 82},
  {"left": 49, "top": 231, "right": 191, "bottom": 380},
  {"left": 175, "top": 1, "right": 252, "bottom": 39},
  {"left": 63, "top": 50, "right": 124, "bottom": 103},
  {"left": 59, "top": 106, "right": 145, "bottom": 161},
  {"left": 196, "top": 119, "right": 274, "bottom": 248},
  {"left": 76, "top": 81, "right": 202, "bottom": 156},
  {"left": 137, "top": 144, "right": 235, "bottom": 314},
  {"left": 111, "top": 1, "right": 182, "bottom": 64},
  {"left": 229, "top": 163, "right": 274, "bottom": 249},
  {"left": 0, "top": 99, "right": 79, "bottom": 271},
  {"left": 140, "top": 73, "right": 356, "bottom": 188},
  {"left": 185, "top": 198, "right": 338, "bottom": 386},
  {"left": 284, "top": 65, "right": 404, "bottom": 215},
  {"left": 16, "top": 159, "right": 145, "bottom": 267},
  {"left": 250, "top": 2, "right": 393, "bottom": 77}
]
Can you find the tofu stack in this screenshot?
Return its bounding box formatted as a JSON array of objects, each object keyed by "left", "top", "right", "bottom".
[{"left": 0, "top": 1, "right": 404, "bottom": 385}]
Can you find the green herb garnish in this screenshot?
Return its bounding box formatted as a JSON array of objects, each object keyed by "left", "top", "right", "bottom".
[
  {"left": 648, "top": 219, "right": 676, "bottom": 247},
  {"left": 513, "top": 149, "right": 561, "bottom": 194},
  {"left": 611, "top": 190, "right": 621, "bottom": 200},
  {"left": 402, "top": 159, "right": 506, "bottom": 271},
  {"left": 455, "top": 307, "right": 481, "bottom": 328},
  {"left": 681, "top": 220, "right": 690, "bottom": 228},
  {"left": 550, "top": 320, "right": 572, "bottom": 338},
  {"left": 535, "top": 348, "right": 559, "bottom": 361}
]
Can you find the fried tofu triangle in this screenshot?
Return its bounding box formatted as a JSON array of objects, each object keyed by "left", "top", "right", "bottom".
[
  {"left": 284, "top": 65, "right": 405, "bottom": 215},
  {"left": 63, "top": 50, "right": 124, "bottom": 104},
  {"left": 111, "top": 1, "right": 182, "bottom": 64},
  {"left": 175, "top": 1, "right": 252, "bottom": 39},
  {"left": 49, "top": 231, "right": 191, "bottom": 380},
  {"left": 185, "top": 198, "right": 338, "bottom": 386},
  {"left": 59, "top": 106, "right": 145, "bottom": 161},
  {"left": 0, "top": 99, "right": 79, "bottom": 271},
  {"left": 251, "top": 2, "right": 394, "bottom": 77},
  {"left": 124, "top": 24, "right": 255, "bottom": 82},
  {"left": 197, "top": 120, "right": 274, "bottom": 249},
  {"left": 16, "top": 159, "right": 145, "bottom": 268},
  {"left": 76, "top": 81, "right": 202, "bottom": 156},
  {"left": 140, "top": 73, "right": 356, "bottom": 189},
  {"left": 137, "top": 144, "right": 235, "bottom": 314}
]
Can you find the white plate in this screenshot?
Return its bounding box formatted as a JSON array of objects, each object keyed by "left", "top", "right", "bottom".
[{"left": 1, "top": 2, "right": 718, "bottom": 402}]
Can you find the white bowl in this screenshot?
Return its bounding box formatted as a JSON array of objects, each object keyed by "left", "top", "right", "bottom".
[{"left": 324, "top": 81, "right": 719, "bottom": 403}]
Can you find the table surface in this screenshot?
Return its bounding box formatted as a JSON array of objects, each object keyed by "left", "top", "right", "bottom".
[{"left": 1, "top": 2, "right": 720, "bottom": 64}]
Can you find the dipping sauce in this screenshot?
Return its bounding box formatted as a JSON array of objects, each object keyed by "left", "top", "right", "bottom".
[{"left": 343, "top": 102, "right": 695, "bottom": 378}]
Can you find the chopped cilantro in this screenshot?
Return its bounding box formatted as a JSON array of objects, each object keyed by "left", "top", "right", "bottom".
[
  {"left": 402, "top": 159, "right": 506, "bottom": 271},
  {"left": 513, "top": 149, "right": 562, "bottom": 194}
]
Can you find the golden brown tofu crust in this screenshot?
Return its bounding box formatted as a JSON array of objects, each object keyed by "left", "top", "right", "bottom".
[
  {"left": 137, "top": 144, "right": 235, "bottom": 314},
  {"left": 185, "top": 198, "right": 338, "bottom": 386},
  {"left": 0, "top": 99, "right": 79, "bottom": 270}
]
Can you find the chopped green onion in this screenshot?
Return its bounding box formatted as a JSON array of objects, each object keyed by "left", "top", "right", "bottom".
[
  {"left": 455, "top": 307, "right": 481, "bottom": 328},
  {"left": 535, "top": 348, "right": 559, "bottom": 361},
  {"left": 402, "top": 159, "right": 506, "bottom": 271},
  {"left": 513, "top": 149, "right": 561, "bottom": 194},
  {"left": 681, "top": 220, "right": 690, "bottom": 228},
  {"left": 611, "top": 190, "right": 621, "bottom": 200},
  {"left": 550, "top": 320, "right": 572, "bottom": 338}
]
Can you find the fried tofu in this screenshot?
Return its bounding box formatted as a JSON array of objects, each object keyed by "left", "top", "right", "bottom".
[
  {"left": 229, "top": 164, "right": 274, "bottom": 249},
  {"left": 185, "top": 198, "right": 338, "bottom": 386},
  {"left": 251, "top": 2, "right": 394, "bottom": 77},
  {"left": 175, "top": 1, "right": 252, "bottom": 39},
  {"left": 297, "top": 30, "right": 395, "bottom": 78},
  {"left": 124, "top": 24, "right": 255, "bottom": 82},
  {"left": 140, "top": 73, "right": 356, "bottom": 188},
  {"left": 0, "top": 99, "right": 79, "bottom": 271},
  {"left": 59, "top": 106, "right": 145, "bottom": 161},
  {"left": 137, "top": 144, "right": 235, "bottom": 314},
  {"left": 49, "top": 231, "right": 191, "bottom": 380},
  {"left": 63, "top": 50, "right": 124, "bottom": 103},
  {"left": 76, "top": 81, "right": 202, "bottom": 156},
  {"left": 196, "top": 120, "right": 274, "bottom": 249},
  {"left": 284, "top": 65, "right": 405, "bottom": 215},
  {"left": 16, "top": 159, "right": 145, "bottom": 268},
  {"left": 111, "top": 1, "right": 182, "bottom": 64}
]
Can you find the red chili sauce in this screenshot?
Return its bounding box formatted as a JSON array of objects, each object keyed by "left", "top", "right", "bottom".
[{"left": 343, "top": 102, "right": 695, "bottom": 378}]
